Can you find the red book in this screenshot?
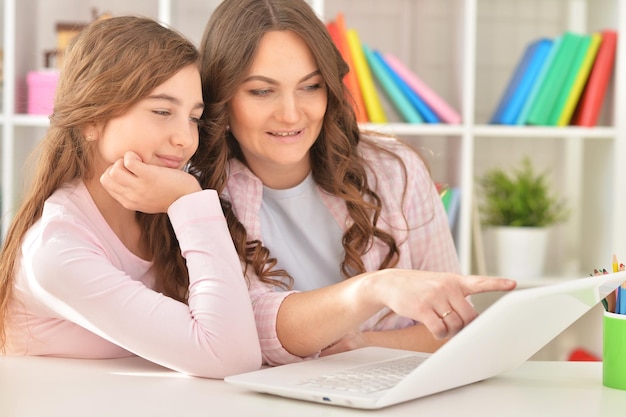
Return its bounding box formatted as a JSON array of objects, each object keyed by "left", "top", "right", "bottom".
[
  {"left": 326, "top": 21, "right": 342, "bottom": 50},
  {"left": 572, "top": 30, "right": 618, "bottom": 127},
  {"left": 333, "top": 13, "right": 368, "bottom": 123}
]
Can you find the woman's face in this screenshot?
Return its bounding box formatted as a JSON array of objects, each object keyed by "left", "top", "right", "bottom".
[
  {"left": 228, "top": 30, "right": 328, "bottom": 189},
  {"left": 93, "top": 64, "right": 204, "bottom": 175}
]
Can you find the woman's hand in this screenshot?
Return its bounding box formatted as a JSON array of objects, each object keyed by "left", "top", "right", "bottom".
[
  {"left": 360, "top": 270, "right": 516, "bottom": 340},
  {"left": 100, "top": 151, "right": 202, "bottom": 213},
  {"left": 276, "top": 269, "right": 515, "bottom": 358}
]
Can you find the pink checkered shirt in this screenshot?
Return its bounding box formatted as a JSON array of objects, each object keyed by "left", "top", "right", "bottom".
[{"left": 223, "top": 136, "right": 460, "bottom": 365}]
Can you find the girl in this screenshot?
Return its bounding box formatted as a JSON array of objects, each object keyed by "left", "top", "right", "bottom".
[{"left": 0, "top": 16, "right": 262, "bottom": 378}]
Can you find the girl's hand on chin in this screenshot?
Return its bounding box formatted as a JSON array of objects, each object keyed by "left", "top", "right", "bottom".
[{"left": 100, "top": 151, "right": 201, "bottom": 213}]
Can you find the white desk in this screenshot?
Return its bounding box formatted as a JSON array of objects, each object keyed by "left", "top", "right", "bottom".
[{"left": 1, "top": 356, "right": 624, "bottom": 417}]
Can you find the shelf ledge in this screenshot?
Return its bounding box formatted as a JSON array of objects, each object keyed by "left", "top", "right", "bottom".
[
  {"left": 0, "top": 117, "right": 616, "bottom": 140},
  {"left": 358, "top": 123, "right": 615, "bottom": 139},
  {"left": 12, "top": 114, "right": 52, "bottom": 127},
  {"left": 473, "top": 124, "right": 615, "bottom": 139}
]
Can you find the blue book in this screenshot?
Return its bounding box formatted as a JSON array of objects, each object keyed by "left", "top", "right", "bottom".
[
  {"left": 515, "top": 36, "right": 563, "bottom": 125},
  {"left": 374, "top": 50, "right": 441, "bottom": 123},
  {"left": 491, "top": 38, "right": 553, "bottom": 125}
]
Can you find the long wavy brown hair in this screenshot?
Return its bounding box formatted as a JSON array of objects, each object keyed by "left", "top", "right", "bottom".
[
  {"left": 0, "top": 16, "right": 199, "bottom": 350},
  {"left": 193, "top": 0, "right": 415, "bottom": 289}
]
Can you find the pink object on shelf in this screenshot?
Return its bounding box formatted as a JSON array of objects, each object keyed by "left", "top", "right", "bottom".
[
  {"left": 383, "top": 53, "right": 462, "bottom": 124},
  {"left": 27, "top": 70, "right": 60, "bottom": 115}
]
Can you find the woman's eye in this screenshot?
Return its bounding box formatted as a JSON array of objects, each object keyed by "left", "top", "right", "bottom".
[
  {"left": 153, "top": 110, "right": 171, "bottom": 117},
  {"left": 303, "top": 83, "right": 323, "bottom": 92},
  {"left": 250, "top": 88, "right": 271, "bottom": 97},
  {"left": 189, "top": 116, "right": 201, "bottom": 124}
]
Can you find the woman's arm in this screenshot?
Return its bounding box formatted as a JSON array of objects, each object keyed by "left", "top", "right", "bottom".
[
  {"left": 273, "top": 269, "right": 515, "bottom": 358},
  {"left": 320, "top": 323, "right": 446, "bottom": 357}
]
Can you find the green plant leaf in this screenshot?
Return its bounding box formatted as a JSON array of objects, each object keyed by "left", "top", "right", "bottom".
[{"left": 477, "top": 157, "right": 569, "bottom": 227}]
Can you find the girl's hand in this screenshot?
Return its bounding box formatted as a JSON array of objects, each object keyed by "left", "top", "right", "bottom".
[{"left": 100, "top": 151, "right": 202, "bottom": 213}]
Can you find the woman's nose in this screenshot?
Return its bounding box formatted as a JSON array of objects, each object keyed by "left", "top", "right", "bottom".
[{"left": 276, "top": 94, "right": 300, "bottom": 123}]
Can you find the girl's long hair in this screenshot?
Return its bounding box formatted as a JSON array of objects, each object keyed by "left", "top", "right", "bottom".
[{"left": 0, "top": 16, "right": 200, "bottom": 350}]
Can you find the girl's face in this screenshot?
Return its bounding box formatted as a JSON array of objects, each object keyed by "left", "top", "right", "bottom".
[
  {"left": 93, "top": 64, "right": 204, "bottom": 174},
  {"left": 228, "top": 30, "right": 328, "bottom": 189}
]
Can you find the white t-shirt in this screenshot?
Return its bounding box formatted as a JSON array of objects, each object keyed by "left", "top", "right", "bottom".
[{"left": 260, "top": 174, "right": 344, "bottom": 291}]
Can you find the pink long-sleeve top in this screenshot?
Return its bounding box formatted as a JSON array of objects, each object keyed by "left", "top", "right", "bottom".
[
  {"left": 223, "top": 136, "right": 461, "bottom": 366},
  {"left": 6, "top": 180, "right": 262, "bottom": 378}
]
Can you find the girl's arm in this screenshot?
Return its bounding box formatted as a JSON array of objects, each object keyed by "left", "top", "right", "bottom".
[{"left": 30, "top": 190, "right": 261, "bottom": 378}]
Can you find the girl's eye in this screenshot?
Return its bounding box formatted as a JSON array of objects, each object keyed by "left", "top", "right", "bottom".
[
  {"left": 153, "top": 110, "right": 171, "bottom": 117},
  {"left": 189, "top": 116, "right": 201, "bottom": 124}
]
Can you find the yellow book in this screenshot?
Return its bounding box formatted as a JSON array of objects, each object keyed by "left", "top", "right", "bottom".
[
  {"left": 345, "top": 29, "right": 387, "bottom": 123},
  {"left": 556, "top": 33, "right": 602, "bottom": 126}
]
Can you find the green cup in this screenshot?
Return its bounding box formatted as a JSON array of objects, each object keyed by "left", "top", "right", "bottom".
[{"left": 603, "top": 311, "right": 626, "bottom": 390}]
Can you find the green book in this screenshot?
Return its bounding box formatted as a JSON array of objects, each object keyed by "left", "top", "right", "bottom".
[
  {"left": 440, "top": 187, "right": 452, "bottom": 212},
  {"left": 525, "top": 32, "right": 583, "bottom": 126},
  {"left": 547, "top": 34, "right": 593, "bottom": 125}
]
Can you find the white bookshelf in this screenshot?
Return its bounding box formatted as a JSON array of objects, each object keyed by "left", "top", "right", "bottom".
[
  {"left": 321, "top": 0, "right": 626, "bottom": 278},
  {"left": 2, "top": 0, "right": 625, "bottom": 280}
]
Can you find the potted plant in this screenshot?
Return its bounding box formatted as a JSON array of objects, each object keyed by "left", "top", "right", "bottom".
[{"left": 477, "top": 157, "right": 569, "bottom": 279}]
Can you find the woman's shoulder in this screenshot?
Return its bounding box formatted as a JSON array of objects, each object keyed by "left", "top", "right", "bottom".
[
  {"left": 358, "top": 133, "right": 428, "bottom": 175},
  {"left": 223, "top": 158, "right": 264, "bottom": 206}
]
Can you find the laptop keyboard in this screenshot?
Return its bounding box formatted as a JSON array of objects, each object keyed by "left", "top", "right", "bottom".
[{"left": 297, "top": 355, "right": 425, "bottom": 394}]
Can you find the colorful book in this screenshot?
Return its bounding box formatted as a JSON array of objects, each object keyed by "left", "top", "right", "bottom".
[
  {"left": 363, "top": 45, "right": 423, "bottom": 123},
  {"left": 333, "top": 13, "right": 368, "bottom": 123},
  {"left": 383, "top": 52, "right": 461, "bottom": 124},
  {"left": 525, "top": 32, "right": 584, "bottom": 126},
  {"left": 374, "top": 50, "right": 440, "bottom": 123},
  {"left": 346, "top": 28, "right": 387, "bottom": 123},
  {"left": 572, "top": 30, "right": 618, "bottom": 127},
  {"left": 515, "top": 36, "right": 562, "bottom": 125},
  {"left": 445, "top": 187, "right": 461, "bottom": 230},
  {"left": 546, "top": 34, "right": 594, "bottom": 125},
  {"left": 490, "top": 38, "right": 553, "bottom": 125},
  {"left": 553, "top": 33, "right": 601, "bottom": 126},
  {"left": 440, "top": 186, "right": 452, "bottom": 211},
  {"left": 326, "top": 21, "right": 359, "bottom": 118}
]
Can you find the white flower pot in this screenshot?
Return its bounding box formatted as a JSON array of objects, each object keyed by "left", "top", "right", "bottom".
[{"left": 492, "top": 226, "right": 550, "bottom": 280}]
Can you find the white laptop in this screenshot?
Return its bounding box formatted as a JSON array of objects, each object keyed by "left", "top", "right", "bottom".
[{"left": 226, "top": 271, "right": 626, "bottom": 409}]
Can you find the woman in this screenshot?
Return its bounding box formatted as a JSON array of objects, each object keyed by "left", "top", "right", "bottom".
[
  {"left": 193, "top": 0, "right": 516, "bottom": 366},
  {"left": 0, "top": 16, "right": 261, "bottom": 378}
]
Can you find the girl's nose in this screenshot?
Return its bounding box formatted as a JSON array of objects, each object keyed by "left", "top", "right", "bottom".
[{"left": 172, "top": 119, "right": 198, "bottom": 149}]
